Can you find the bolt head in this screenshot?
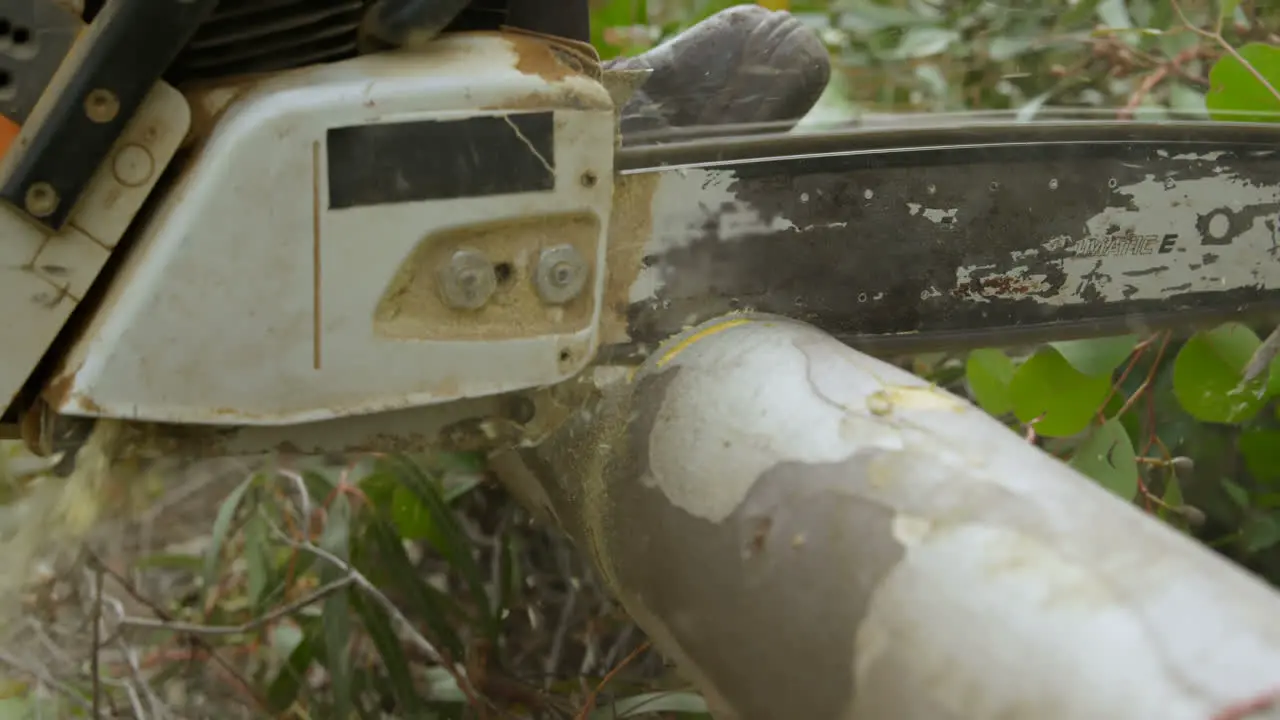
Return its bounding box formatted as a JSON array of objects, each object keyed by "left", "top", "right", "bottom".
[
  {"left": 437, "top": 248, "right": 497, "bottom": 310},
  {"left": 534, "top": 245, "right": 588, "bottom": 305},
  {"left": 84, "top": 88, "right": 120, "bottom": 124},
  {"left": 24, "top": 182, "right": 58, "bottom": 217},
  {"left": 550, "top": 262, "right": 575, "bottom": 287},
  {"left": 111, "top": 143, "right": 155, "bottom": 187}
]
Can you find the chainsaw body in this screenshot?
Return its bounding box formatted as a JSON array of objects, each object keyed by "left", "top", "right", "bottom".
[
  {"left": 37, "top": 34, "right": 615, "bottom": 425},
  {"left": 4, "top": 0, "right": 1280, "bottom": 457},
  {"left": 1, "top": 0, "right": 621, "bottom": 440}
]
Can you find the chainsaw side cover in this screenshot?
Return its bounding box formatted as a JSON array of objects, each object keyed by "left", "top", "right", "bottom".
[{"left": 43, "top": 32, "right": 617, "bottom": 425}]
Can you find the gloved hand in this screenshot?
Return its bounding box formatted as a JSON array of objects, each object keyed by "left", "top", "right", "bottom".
[{"left": 606, "top": 5, "right": 831, "bottom": 141}]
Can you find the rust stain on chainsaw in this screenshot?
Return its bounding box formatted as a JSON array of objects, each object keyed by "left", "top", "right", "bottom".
[
  {"left": 482, "top": 32, "right": 611, "bottom": 113},
  {"left": 41, "top": 371, "right": 79, "bottom": 413},
  {"left": 505, "top": 28, "right": 601, "bottom": 84},
  {"left": 951, "top": 271, "right": 1052, "bottom": 302}
]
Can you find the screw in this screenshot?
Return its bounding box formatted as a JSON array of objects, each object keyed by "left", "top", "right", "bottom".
[
  {"left": 24, "top": 182, "right": 58, "bottom": 217},
  {"left": 111, "top": 143, "right": 155, "bottom": 187},
  {"left": 580, "top": 171, "right": 597, "bottom": 188},
  {"left": 84, "top": 88, "right": 119, "bottom": 123},
  {"left": 534, "top": 245, "right": 588, "bottom": 305},
  {"left": 437, "top": 248, "right": 497, "bottom": 310}
]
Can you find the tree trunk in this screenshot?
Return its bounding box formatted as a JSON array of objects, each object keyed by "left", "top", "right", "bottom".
[{"left": 490, "top": 313, "right": 1280, "bottom": 720}]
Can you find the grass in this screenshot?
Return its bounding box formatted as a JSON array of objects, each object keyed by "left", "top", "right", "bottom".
[{"left": 0, "top": 448, "right": 712, "bottom": 719}]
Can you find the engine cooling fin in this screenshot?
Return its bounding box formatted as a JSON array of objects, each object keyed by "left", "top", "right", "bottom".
[
  {"left": 161, "top": 0, "right": 573, "bottom": 84},
  {"left": 167, "top": 0, "right": 372, "bottom": 82}
]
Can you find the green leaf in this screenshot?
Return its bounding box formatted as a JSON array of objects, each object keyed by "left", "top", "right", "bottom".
[
  {"left": 494, "top": 532, "right": 517, "bottom": 628},
  {"left": 965, "top": 349, "right": 1016, "bottom": 416},
  {"left": 202, "top": 474, "right": 256, "bottom": 605},
  {"left": 245, "top": 507, "right": 271, "bottom": 612},
  {"left": 1010, "top": 348, "right": 1112, "bottom": 437},
  {"left": 588, "top": 691, "right": 711, "bottom": 719},
  {"left": 1069, "top": 419, "right": 1139, "bottom": 500},
  {"left": 0, "top": 694, "right": 75, "bottom": 719},
  {"left": 351, "top": 591, "right": 426, "bottom": 715},
  {"left": 988, "top": 36, "right": 1037, "bottom": 61},
  {"left": 1172, "top": 323, "right": 1268, "bottom": 424},
  {"left": 1219, "top": 0, "right": 1242, "bottom": 25},
  {"left": 589, "top": 0, "right": 651, "bottom": 59},
  {"left": 1129, "top": 0, "right": 1156, "bottom": 27},
  {"left": 269, "top": 622, "right": 305, "bottom": 661},
  {"left": 1206, "top": 43, "right": 1280, "bottom": 123},
  {"left": 1099, "top": 389, "right": 1142, "bottom": 446},
  {"left": 422, "top": 666, "right": 468, "bottom": 703},
  {"left": 1096, "top": 0, "right": 1135, "bottom": 46},
  {"left": 1224, "top": 478, "right": 1252, "bottom": 507},
  {"left": 1015, "top": 91, "right": 1053, "bottom": 123},
  {"left": 441, "top": 470, "right": 484, "bottom": 503},
  {"left": 320, "top": 496, "right": 354, "bottom": 720},
  {"left": 893, "top": 27, "right": 959, "bottom": 59},
  {"left": 0, "top": 697, "right": 32, "bottom": 720},
  {"left": 1167, "top": 83, "right": 1208, "bottom": 117},
  {"left": 1062, "top": 0, "right": 1104, "bottom": 25},
  {"left": 1159, "top": 472, "right": 1186, "bottom": 526},
  {"left": 1266, "top": 338, "right": 1280, "bottom": 397},
  {"left": 0, "top": 695, "right": 75, "bottom": 720},
  {"left": 390, "top": 484, "right": 434, "bottom": 541},
  {"left": 1241, "top": 429, "right": 1280, "bottom": 484},
  {"left": 359, "top": 470, "right": 398, "bottom": 513},
  {"left": 1158, "top": 26, "right": 1201, "bottom": 57},
  {"left": 431, "top": 451, "right": 487, "bottom": 476},
  {"left": 384, "top": 457, "right": 495, "bottom": 639},
  {"left": 356, "top": 516, "right": 465, "bottom": 659},
  {"left": 834, "top": 0, "right": 934, "bottom": 31},
  {"left": 133, "top": 553, "right": 204, "bottom": 573},
  {"left": 1243, "top": 514, "right": 1280, "bottom": 552},
  {"left": 268, "top": 621, "right": 322, "bottom": 712},
  {"left": 1050, "top": 335, "right": 1139, "bottom": 377}
]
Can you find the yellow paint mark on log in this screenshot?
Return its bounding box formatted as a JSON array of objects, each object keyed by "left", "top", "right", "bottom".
[{"left": 655, "top": 318, "right": 753, "bottom": 368}]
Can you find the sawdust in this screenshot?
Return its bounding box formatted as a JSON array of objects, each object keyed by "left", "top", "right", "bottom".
[
  {"left": 599, "top": 173, "right": 659, "bottom": 345},
  {"left": 0, "top": 423, "right": 150, "bottom": 626},
  {"left": 0, "top": 430, "right": 269, "bottom": 717},
  {"left": 557, "top": 368, "right": 637, "bottom": 599}
]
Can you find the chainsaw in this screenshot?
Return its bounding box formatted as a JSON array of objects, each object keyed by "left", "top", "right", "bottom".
[{"left": 2, "top": 0, "right": 1279, "bottom": 462}]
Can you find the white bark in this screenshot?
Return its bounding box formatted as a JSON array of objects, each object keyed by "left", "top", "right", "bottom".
[{"left": 491, "top": 313, "right": 1280, "bottom": 720}]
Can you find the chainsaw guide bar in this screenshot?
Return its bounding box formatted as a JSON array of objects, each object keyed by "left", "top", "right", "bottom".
[{"left": 610, "top": 120, "right": 1280, "bottom": 357}]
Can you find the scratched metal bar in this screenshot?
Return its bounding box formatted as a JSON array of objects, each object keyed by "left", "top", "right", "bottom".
[{"left": 610, "top": 121, "right": 1280, "bottom": 356}]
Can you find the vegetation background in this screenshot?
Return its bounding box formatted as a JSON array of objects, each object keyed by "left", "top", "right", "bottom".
[{"left": 3, "top": 0, "right": 1280, "bottom": 718}]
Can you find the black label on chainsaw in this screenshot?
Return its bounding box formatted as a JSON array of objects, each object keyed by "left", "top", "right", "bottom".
[{"left": 326, "top": 112, "right": 556, "bottom": 209}]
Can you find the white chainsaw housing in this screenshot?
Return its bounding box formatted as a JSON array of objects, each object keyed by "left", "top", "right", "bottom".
[{"left": 39, "top": 32, "right": 617, "bottom": 426}]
